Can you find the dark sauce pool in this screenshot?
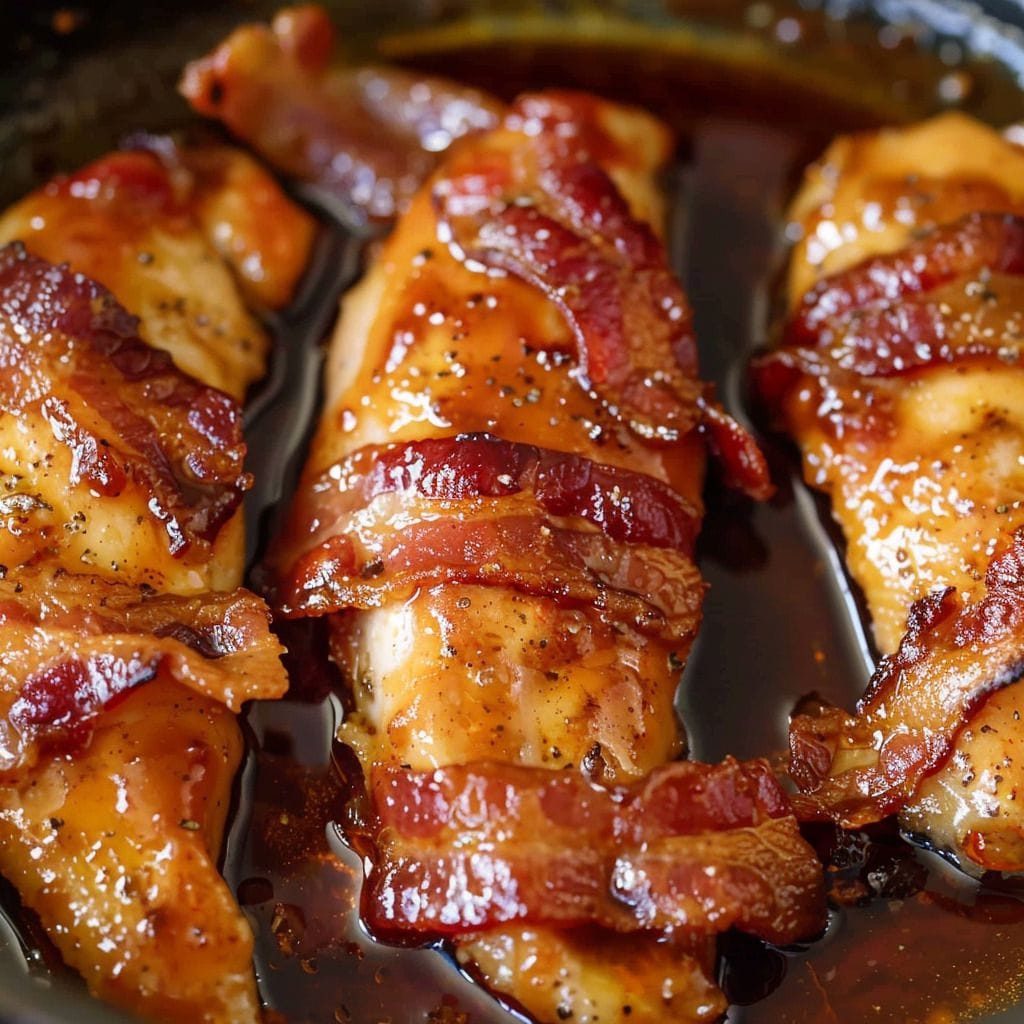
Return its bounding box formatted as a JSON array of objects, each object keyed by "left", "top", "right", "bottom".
[{"left": 5, "top": 2, "right": 1024, "bottom": 1023}]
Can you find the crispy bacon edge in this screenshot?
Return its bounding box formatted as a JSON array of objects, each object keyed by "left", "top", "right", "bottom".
[
  {"left": 435, "top": 92, "right": 771, "bottom": 498},
  {"left": 363, "top": 758, "right": 826, "bottom": 946},
  {"left": 790, "top": 529, "right": 1024, "bottom": 827},
  {"left": 0, "top": 242, "right": 251, "bottom": 555}
]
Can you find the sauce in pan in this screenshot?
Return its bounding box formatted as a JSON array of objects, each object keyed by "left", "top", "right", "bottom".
[{"left": 5, "top": 3, "right": 1024, "bottom": 1022}]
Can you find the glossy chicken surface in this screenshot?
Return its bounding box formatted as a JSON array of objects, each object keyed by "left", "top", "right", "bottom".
[
  {"left": 757, "top": 113, "right": 1024, "bottom": 872},
  {"left": 1, "top": 679, "right": 261, "bottom": 1022},
  {"left": 271, "top": 86, "right": 822, "bottom": 1022},
  {"left": 0, "top": 144, "right": 314, "bottom": 398},
  {"left": 0, "top": 143, "right": 310, "bottom": 1021}
]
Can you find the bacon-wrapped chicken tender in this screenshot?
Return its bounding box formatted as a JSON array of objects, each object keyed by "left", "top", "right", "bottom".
[
  {"left": 271, "top": 85, "right": 822, "bottom": 1022},
  {"left": 755, "top": 113, "right": 1024, "bottom": 873},
  {"left": 0, "top": 143, "right": 312, "bottom": 1020}
]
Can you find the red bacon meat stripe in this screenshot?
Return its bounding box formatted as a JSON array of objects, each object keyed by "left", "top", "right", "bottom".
[
  {"left": 271, "top": 434, "right": 705, "bottom": 641},
  {"left": 365, "top": 758, "right": 825, "bottom": 944}
]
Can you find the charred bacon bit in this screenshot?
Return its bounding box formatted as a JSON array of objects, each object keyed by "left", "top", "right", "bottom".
[
  {"left": 754, "top": 213, "right": 1024, "bottom": 413},
  {"left": 0, "top": 567, "right": 287, "bottom": 778},
  {"left": 790, "top": 529, "right": 1024, "bottom": 827},
  {"left": 366, "top": 759, "right": 825, "bottom": 943},
  {"left": 0, "top": 243, "right": 250, "bottom": 554},
  {"left": 699, "top": 403, "right": 775, "bottom": 501},
  {"left": 179, "top": 4, "right": 502, "bottom": 221}
]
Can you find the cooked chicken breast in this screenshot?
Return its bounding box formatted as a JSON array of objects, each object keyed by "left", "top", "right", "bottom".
[{"left": 0, "top": 144, "right": 314, "bottom": 398}]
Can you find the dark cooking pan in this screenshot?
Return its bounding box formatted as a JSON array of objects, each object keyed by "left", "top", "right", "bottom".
[{"left": 4, "top": 1, "right": 1024, "bottom": 1022}]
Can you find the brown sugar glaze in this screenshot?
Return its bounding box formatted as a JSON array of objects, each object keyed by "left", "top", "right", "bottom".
[{"left": 7, "top": 4, "right": 1024, "bottom": 1023}]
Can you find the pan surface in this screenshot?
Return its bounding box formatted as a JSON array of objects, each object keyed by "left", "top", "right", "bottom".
[{"left": 3, "top": 2, "right": 1024, "bottom": 1022}]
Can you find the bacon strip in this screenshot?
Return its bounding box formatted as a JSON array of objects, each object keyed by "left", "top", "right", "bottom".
[
  {"left": 0, "top": 567, "right": 285, "bottom": 778},
  {"left": 367, "top": 759, "right": 825, "bottom": 944},
  {"left": 269, "top": 435, "right": 705, "bottom": 640},
  {"left": 791, "top": 529, "right": 1024, "bottom": 826},
  {"left": 790, "top": 212, "right": 1024, "bottom": 346},
  {"left": 179, "top": 4, "right": 502, "bottom": 221},
  {"left": 754, "top": 213, "right": 1024, "bottom": 412},
  {"left": 309, "top": 434, "right": 700, "bottom": 551},
  {"left": 278, "top": 502, "right": 704, "bottom": 643},
  {"left": 435, "top": 96, "right": 771, "bottom": 497},
  {"left": 0, "top": 243, "right": 249, "bottom": 555}
]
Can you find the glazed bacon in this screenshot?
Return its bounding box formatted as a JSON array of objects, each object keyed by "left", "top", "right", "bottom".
[
  {"left": 437, "top": 93, "right": 770, "bottom": 493},
  {"left": 285, "top": 508, "right": 704, "bottom": 643},
  {"left": 0, "top": 568, "right": 284, "bottom": 779},
  {"left": 0, "top": 243, "right": 248, "bottom": 580},
  {"left": 286, "top": 434, "right": 701, "bottom": 551},
  {"left": 273, "top": 434, "right": 705, "bottom": 641},
  {"left": 368, "top": 758, "right": 824, "bottom": 944},
  {"left": 787, "top": 212, "right": 1024, "bottom": 348},
  {"left": 756, "top": 212, "right": 1024, "bottom": 407},
  {"left": 179, "top": 4, "right": 502, "bottom": 221}
]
